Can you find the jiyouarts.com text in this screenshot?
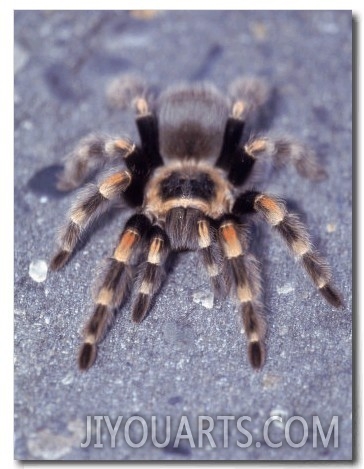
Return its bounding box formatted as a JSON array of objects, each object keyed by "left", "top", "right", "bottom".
[{"left": 80, "top": 414, "right": 339, "bottom": 449}]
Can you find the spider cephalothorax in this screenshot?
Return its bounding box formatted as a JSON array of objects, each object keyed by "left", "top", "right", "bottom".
[{"left": 50, "top": 75, "right": 342, "bottom": 371}]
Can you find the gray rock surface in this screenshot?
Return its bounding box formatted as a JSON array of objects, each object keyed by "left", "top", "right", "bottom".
[{"left": 14, "top": 11, "right": 352, "bottom": 460}]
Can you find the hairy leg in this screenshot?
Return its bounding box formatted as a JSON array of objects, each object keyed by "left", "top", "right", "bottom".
[
  {"left": 50, "top": 169, "right": 132, "bottom": 270},
  {"left": 196, "top": 217, "right": 226, "bottom": 296},
  {"left": 216, "top": 77, "right": 272, "bottom": 184},
  {"left": 233, "top": 191, "right": 342, "bottom": 307},
  {"left": 78, "top": 213, "right": 151, "bottom": 370},
  {"left": 57, "top": 134, "right": 135, "bottom": 191},
  {"left": 228, "top": 76, "right": 271, "bottom": 125},
  {"left": 218, "top": 217, "right": 266, "bottom": 369},
  {"left": 132, "top": 224, "right": 171, "bottom": 323},
  {"left": 244, "top": 136, "right": 327, "bottom": 181}
]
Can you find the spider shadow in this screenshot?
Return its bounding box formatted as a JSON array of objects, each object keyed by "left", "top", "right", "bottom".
[
  {"left": 244, "top": 85, "right": 279, "bottom": 138},
  {"left": 244, "top": 218, "right": 272, "bottom": 316},
  {"left": 28, "top": 164, "right": 68, "bottom": 199},
  {"left": 262, "top": 85, "right": 279, "bottom": 130},
  {"left": 27, "top": 163, "right": 106, "bottom": 199}
]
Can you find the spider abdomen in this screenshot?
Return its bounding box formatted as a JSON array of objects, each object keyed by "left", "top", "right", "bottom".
[{"left": 157, "top": 84, "right": 229, "bottom": 161}]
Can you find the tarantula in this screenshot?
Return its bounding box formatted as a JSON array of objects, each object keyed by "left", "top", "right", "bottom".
[{"left": 50, "top": 75, "right": 342, "bottom": 371}]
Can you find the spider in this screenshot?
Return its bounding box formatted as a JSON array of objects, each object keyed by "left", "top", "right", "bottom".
[{"left": 50, "top": 74, "right": 342, "bottom": 371}]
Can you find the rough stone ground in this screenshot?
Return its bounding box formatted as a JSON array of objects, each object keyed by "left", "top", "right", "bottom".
[{"left": 14, "top": 10, "right": 352, "bottom": 460}]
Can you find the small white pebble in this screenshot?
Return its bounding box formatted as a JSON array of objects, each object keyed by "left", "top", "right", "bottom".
[
  {"left": 61, "top": 373, "right": 74, "bottom": 385},
  {"left": 192, "top": 291, "right": 214, "bottom": 309},
  {"left": 29, "top": 259, "right": 48, "bottom": 283},
  {"left": 326, "top": 223, "right": 336, "bottom": 233},
  {"left": 22, "top": 120, "right": 33, "bottom": 130},
  {"left": 40, "top": 196, "right": 48, "bottom": 204},
  {"left": 44, "top": 316, "right": 50, "bottom": 325},
  {"left": 276, "top": 283, "right": 294, "bottom": 295},
  {"left": 279, "top": 325, "right": 288, "bottom": 336}
]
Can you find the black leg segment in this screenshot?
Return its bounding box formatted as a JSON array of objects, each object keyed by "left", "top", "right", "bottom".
[{"left": 215, "top": 117, "right": 245, "bottom": 170}]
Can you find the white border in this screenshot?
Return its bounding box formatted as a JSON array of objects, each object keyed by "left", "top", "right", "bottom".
[
  {"left": 1, "top": 2, "right": 14, "bottom": 468},
  {"left": 8, "top": 1, "right": 362, "bottom": 11},
  {"left": 6, "top": 3, "right": 359, "bottom": 468}
]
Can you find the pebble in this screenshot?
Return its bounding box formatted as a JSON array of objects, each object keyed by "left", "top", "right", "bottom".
[
  {"left": 192, "top": 291, "right": 214, "bottom": 309},
  {"left": 276, "top": 283, "right": 294, "bottom": 295},
  {"left": 29, "top": 260, "right": 48, "bottom": 283},
  {"left": 326, "top": 223, "right": 336, "bottom": 233}
]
